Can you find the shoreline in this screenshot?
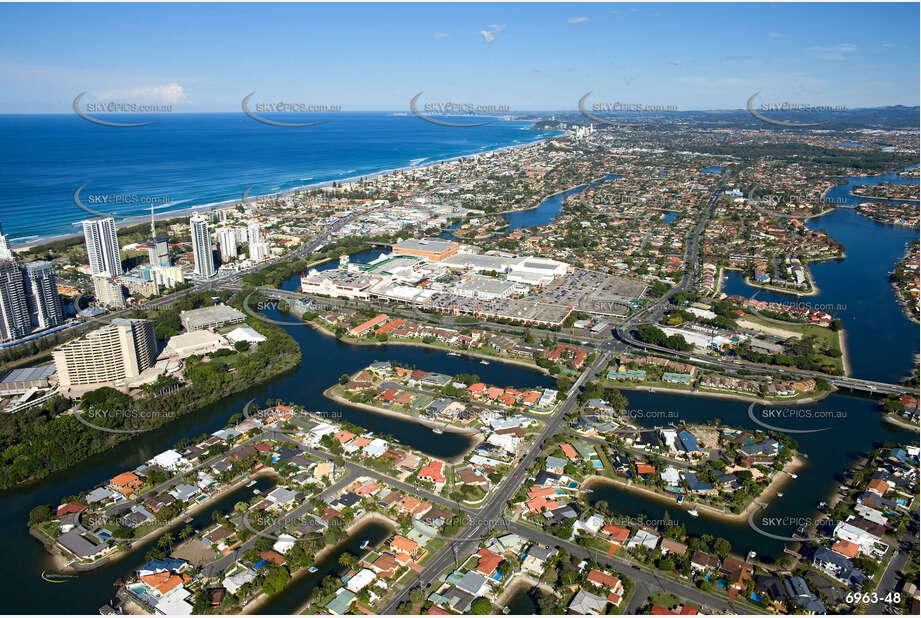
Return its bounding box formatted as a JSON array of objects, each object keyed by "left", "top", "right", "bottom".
[
  {"left": 300, "top": 311, "right": 553, "bottom": 377},
  {"left": 613, "top": 382, "right": 834, "bottom": 406},
  {"left": 323, "top": 387, "right": 483, "bottom": 465},
  {"left": 496, "top": 573, "right": 555, "bottom": 608},
  {"left": 13, "top": 130, "right": 560, "bottom": 250},
  {"left": 50, "top": 467, "right": 278, "bottom": 573},
  {"left": 242, "top": 511, "right": 396, "bottom": 615},
  {"left": 583, "top": 454, "right": 806, "bottom": 525}
]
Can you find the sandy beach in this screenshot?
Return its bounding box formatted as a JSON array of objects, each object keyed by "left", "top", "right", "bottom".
[
  {"left": 13, "top": 130, "right": 558, "bottom": 250},
  {"left": 582, "top": 453, "right": 806, "bottom": 524}
]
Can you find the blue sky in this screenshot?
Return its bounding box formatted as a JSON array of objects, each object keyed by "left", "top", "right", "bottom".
[{"left": 0, "top": 2, "right": 917, "bottom": 113}]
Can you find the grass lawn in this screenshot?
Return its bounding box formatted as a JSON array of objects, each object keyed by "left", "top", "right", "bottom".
[
  {"left": 647, "top": 590, "right": 686, "bottom": 610},
  {"left": 741, "top": 312, "right": 844, "bottom": 373}
]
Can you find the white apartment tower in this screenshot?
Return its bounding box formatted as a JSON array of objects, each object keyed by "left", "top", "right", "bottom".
[
  {"left": 0, "top": 221, "right": 13, "bottom": 260},
  {"left": 216, "top": 227, "right": 238, "bottom": 261},
  {"left": 82, "top": 217, "right": 123, "bottom": 276},
  {"left": 190, "top": 215, "right": 216, "bottom": 278}
]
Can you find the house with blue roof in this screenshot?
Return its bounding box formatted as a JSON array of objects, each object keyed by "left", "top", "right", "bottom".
[
  {"left": 677, "top": 429, "right": 700, "bottom": 452},
  {"left": 683, "top": 471, "right": 714, "bottom": 493}
]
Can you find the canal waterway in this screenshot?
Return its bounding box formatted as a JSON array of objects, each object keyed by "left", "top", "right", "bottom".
[{"left": 254, "top": 518, "right": 393, "bottom": 615}]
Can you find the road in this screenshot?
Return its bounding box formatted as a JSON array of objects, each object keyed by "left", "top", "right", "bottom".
[
  {"left": 380, "top": 350, "right": 611, "bottom": 613},
  {"left": 201, "top": 468, "right": 358, "bottom": 579},
  {"left": 505, "top": 521, "right": 764, "bottom": 615}
]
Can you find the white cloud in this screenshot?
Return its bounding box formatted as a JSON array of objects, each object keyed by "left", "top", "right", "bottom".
[
  {"left": 808, "top": 43, "right": 857, "bottom": 61},
  {"left": 94, "top": 82, "right": 188, "bottom": 104},
  {"left": 669, "top": 60, "right": 681, "bottom": 66},
  {"left": 769, "top": 32, "right": 786, "bottom": 39},
  {"left": 434, "top": 33, "right": 449, "bottom": 39},
  {"left": 568, "top": 17, "right": 589, "bottom": 24},
  {"left": 479, "top": 24, "right": 505, "bottom": 43}
]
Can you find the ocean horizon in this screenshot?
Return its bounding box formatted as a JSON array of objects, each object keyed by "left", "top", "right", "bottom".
[{"left": 0, "top": 112, "right": 559, "bottom": 245}]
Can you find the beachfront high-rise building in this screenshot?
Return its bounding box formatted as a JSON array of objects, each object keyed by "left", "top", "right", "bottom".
[
  {"left": 21, "top": 260, "right": 64, "bottom": 330},
  {"left": 189, "top": 215, "right": 215, "bottom": 278},
  {"left": 0, "top": 259, "right": 31, "bottom": 342},
  {"left": 52, "top": 318, "right": 156, "bottom": 387},
  {"left": 82, "top": 217, "right": 123, "bottom": 276},
  {"left": 0, "top": 221, "right": 13, "bottom": 260},
  {"left": 216, "top": 228, "right": 238, "bottom": 262}
]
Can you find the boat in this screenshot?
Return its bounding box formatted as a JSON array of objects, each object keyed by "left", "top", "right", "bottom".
[
  {"left": 432, "top": 427, "right": 444, "bottom": 434},
  {"left": 676, "top": 495, "right": 685, "bottom": 504},
  {"left": 480, "top": 360, "right": 490, "bottom": 365},
  {"left": 246, "top": 480, "right": 257, "bottom": 487},
  {"left": 447, "top": 351, "right": 460, "bottom": 357},
  {"left": 253, "top": 489, "right": 261, "bottom": 495},
  {"left": 687, "top": 509, "right": 699, "bottom": 517},
  {"left": 360, "top": 540, "right": 370, "bottom": 549},
  {"left": 308, "top": 566, "right": 318, "bottom": 573},
  {"left": 777, "top": 492, "right": 784, "bottom": 498},
  {"left": 788, "top": 473, "right": 798, "bottom": 479}
]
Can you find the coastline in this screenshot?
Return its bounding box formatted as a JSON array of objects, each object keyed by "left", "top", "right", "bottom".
[
  {"left": 582, "top": 453, "right": 805, "bottom": 524},
  {"left": 13, "top": 129, "right": 561, "bottom": 250}
]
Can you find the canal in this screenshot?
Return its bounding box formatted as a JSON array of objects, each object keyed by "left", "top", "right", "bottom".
[
  {"left": 722, "top": 166, "right": 919, "bottom": 384},
  {"left": 254, "top": 518, "right": 393, "bottom": 615},
  {"left": 3, "top": 306, "right": 552, "bottom": 613}
]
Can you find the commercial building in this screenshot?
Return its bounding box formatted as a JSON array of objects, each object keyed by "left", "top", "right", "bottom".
[
  {"left": 53, "top": 318, "right": 157, "bottom": 387},
  {"left": 453, "top": 275, "right": 517, "bottom": 300},
  {"left": 82, "top": 217, "right": 123, "bottom": 276},
  {"left": 0, "top": 364, "right": 57, "bottom": 395},
  {"left": 189, "top": 215, "right": 215, "bottom": 278},
  {"left": 179, "top": 304, "right": 246, "bottom": 331},
  {"left": 392, "top": 238, "right": 459, "bottom": 262},
  {"left": 21, "top": 260, "right": 65, "bottom": 330}
]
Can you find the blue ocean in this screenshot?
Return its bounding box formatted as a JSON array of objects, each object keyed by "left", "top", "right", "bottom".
[{"left": 0, "top": 113, "right": 558, "bottom": 244}]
